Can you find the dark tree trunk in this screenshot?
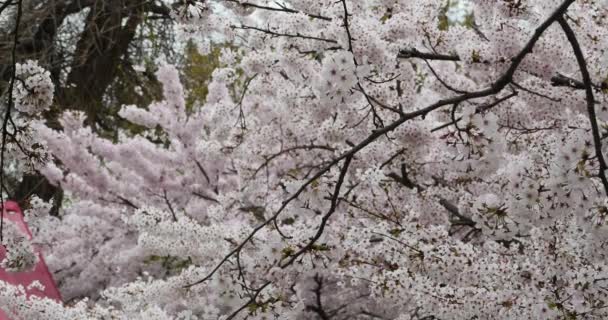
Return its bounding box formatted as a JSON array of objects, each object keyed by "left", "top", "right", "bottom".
[{"left": 7, "top": 0, "right": 155, "bottom": 214}]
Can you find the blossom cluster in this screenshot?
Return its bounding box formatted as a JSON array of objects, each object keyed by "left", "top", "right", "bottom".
[
  {"left": 12, "top": 60, "right": 54, "bottom": 115},
  {"left": 2, "top": 0, "right": 608, "bottom": 319}
]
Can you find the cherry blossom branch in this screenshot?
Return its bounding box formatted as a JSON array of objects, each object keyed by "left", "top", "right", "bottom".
[
  {"left": 340, "top": 0, "right": 354, "bottom": 55},
  {"left": 115, "top": 195, "right": 139, "bottom": 209},
  {"left": 235, "top": 73, "right": 258, "bottom": 130},
  {"left": 386, "top": 163, "right": 476, "bottom": 227},
  {"left": 343, "top": 1, "right": 402, "bottom": 125},
  {"left": 355, "top": 84, "right": 404, "bottom": 117},
  {"left": 557, "top": 16, "right": 608, "bottom": 196},
  {"left": 551, "top": 73, "right": 606, "bottom": 91},
  {"left": 223, "top": 0, "right": 332, "bottom": 21},
  {"left": 551, "top": 73, "right": 585, "bottom": 89},
  {"left": 185, "top": 0, "right": 575, "bottom": 292},
  {"left": 490, "top": 1, "right": 576, "bottom": 90},
  {"left": 279, "top": 155, "right": 353, "bottom": 268},
  {"left": 224, "top": 281, "right": 272, "bottom": 320},
  {"left": 379, "top": 148, "right": 406, "bottom": 169},
  {"left": 399, "top": 0, "right": 574, "bottom": 123},
  {"left": 232, "top": 25, "right": 339, "bottom": 44},
  {"left": 511, "top": 81, "right": 561, "bottom": 102},
  {"left": 364, "top": 73, "right": 401, "bottom": 85},
  {"left": 357, "top": 89, "right": 386, "bottom": 128},
  {"left": 422, "top": 58, "right": 470, "bottom": 94},
  {"left": 306, "top": 274, "right": 331, "bottom": 320},
  {"left": 194, "top": 159, "right": 211, "bottom": 184},
  {"left": 192, "top": 191, "right": 219, "bottom": 203},
  {"left": 250, "top": 144, "right": 335, "bottom": 178},
  {"left": 341, "top": 197, "right": 403, "bottom": 227},
  {"left": 499, "top": 119, "right": 561, "bottom": 141},
  {"left": 370, "top": 231, "right": 424, "bottom": 254},
  {"left": 431, "top": 90, "right": 519, "bottom": 132},
  {"left": 162, "top": 190, "right": 178, "bottom": 222}
]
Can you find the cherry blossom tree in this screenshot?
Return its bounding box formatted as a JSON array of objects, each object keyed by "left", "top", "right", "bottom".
[{"left": 1, "top": 0, "right": 608, "bottom": 319}]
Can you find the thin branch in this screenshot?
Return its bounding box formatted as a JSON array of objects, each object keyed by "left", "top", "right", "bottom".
[
  {"left": 162, "top": 190, "right": 178, "bottom": 222},
  {"left": 232, "top": 25, "right": 338, "bottom": 44},
  {"left": 398, "top": 48, "right": 460, "bottom": 61},
  {"left": 305, "top": 274, "right": 331, "bottom": 320},
  {"left": 422, "top": 58, "right": 469, "bottom": 94},
  {"left": 222, "top": 0, "right": 332, "bottom": 21},
  {"left": 551, "top": 73, "right": 605, "bottom": 91},
  {"left": 192, "top": 191, "right": 220, "bottom": 203},
  {"left": 386, "top": 164, "right": 476, "bottom": 227},
  {"left": 234, "top": 73, "right": 258, "bottom": 130},
  {"left": 511, "top": 81, "right": 561, "bottom": 102},
  {"left": 557, "top": 16, "right": 608, "bottom": 196},
  {"left": 194, "top": 159, "right": 211, "bottom": 184},
  {"left": 116, "top": 195, "right": 139, "bottom": 209},
  {"left": 251, "top": 145, "right": 335, "bottom": 178},
  {"left": 551, "top": 73, "right": 585, "bottom": 89},
  {"left": 431, "top": 91, "right": 519, "bottom": 132},
  {"left": 279, "top": 155, "right": 353, "bottom": 268},
  {"left": 224, "top": 281, "right": 272, "bottom": 320},
  {"left": 340, "top": 0, "right": 354, "bottom": 55}
]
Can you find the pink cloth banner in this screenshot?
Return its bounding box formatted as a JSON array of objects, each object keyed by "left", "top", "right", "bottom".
[{"left": 0, "top": 201, "right": 61, "bottom": 319}]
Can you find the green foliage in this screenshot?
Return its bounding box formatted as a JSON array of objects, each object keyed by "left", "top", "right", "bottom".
[
  {"left": 281, "top": 217, "right": 296, "bottom": 225},
  {"left": 281, "top": 246, "right": 295, "bottom": 259},
  {"left": 247, "top": 296, "right": 280, "bottom": 315},
  {"left": 102, "top": 62, "right": 164, "bottom": 140},
  {"left": 438, "top": 0, "right": 476, "bottom": 30},
  {"left": 438, "top": 2, "right": 451, "bottom": 31},
  {"left": 310, "top": 243, "right": 331, "bottom": 252},
  {"left": 182, "top": 41, "right": 222, "bottom": 111},
  {"left": 101, "top": 40, "right": 224, "bottom": 140},
  {"left": 144, "top": 255, "right": 193, "bottom": 273},
  {"left": 389, "top": 228, "right": 403, "bottom": 237}
]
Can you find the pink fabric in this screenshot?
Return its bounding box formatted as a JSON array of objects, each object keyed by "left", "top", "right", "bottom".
[{"left": 0, "top": 201, "right": 61, "bottom": 319}]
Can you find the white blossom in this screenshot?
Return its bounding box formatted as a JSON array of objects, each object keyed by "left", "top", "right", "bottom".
[{"left": 12, "top": 60, "right": 54, "bottom": 115}]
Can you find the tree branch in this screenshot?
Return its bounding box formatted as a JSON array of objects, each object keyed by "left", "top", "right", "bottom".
[
  {"left": 184, "top": 0, "right": 576, "bottom": 297},
  {"left": 279, "top": 155, "right": 353, "bottom": 268},
  {"left": 557, "top": 16, "right": 608, "bottom": 196}
]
